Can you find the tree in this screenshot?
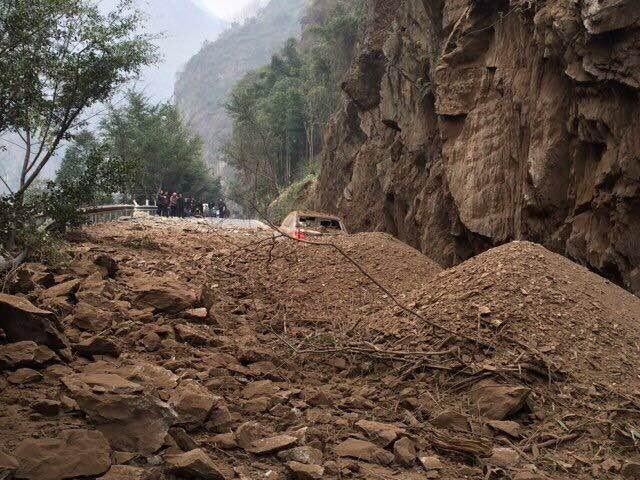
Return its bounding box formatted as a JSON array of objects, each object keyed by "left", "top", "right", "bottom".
[
  {"left": 0, "top": 0, "right": 158, "bottom": 200},
  {"left": 101, "top": 92, "right": 217, "bottom": 201}
]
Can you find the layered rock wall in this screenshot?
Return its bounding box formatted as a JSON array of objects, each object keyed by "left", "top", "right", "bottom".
[{"left": 314, "top": 0, "right": 640, "bottom": 294}]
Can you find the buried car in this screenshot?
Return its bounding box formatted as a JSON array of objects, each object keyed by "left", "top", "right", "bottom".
[{"left": 280, "top": 211, "right": 348, "bottom": 239}]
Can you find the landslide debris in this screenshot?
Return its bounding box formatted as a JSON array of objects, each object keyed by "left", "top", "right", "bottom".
[{"left": 0, "top": 217, "right": 638, "bottom": 480}]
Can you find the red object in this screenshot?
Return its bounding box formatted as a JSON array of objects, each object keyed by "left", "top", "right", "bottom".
[{"left": 294, "top": 228, "right": 305, "bottom": 240}]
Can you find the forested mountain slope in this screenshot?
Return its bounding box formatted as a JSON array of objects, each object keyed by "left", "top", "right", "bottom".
[
  {"left": 174, "top": 0, "right": 307, "bottom": 173},
  {"left": 313, "top": 0, "right": 640, "bottom": 295}
]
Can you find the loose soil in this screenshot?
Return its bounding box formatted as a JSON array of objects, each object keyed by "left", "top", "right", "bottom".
[{"left": 1, "top": 217, "right": 639, "bottom": 479}]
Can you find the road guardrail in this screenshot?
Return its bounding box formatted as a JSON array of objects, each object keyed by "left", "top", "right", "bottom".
[{"left": 80, "top": 204, "right": 157, "bottom": 224}]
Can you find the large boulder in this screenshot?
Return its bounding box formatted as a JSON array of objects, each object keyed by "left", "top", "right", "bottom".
[
  {"left": 71, "top": 303, "right": 114, "bottom": 332},
  {"left": 470, "top": 380, "right": 531, "bottom": 421},
  {"left": 0, "top": 294, "right": 69, "bottom": 350},
  {"left": 13, "top": 429, "right": 111, "bottom": 480},
  {"left": 169, "top": 380, "right": 222, "bottom": 430},
  {"left": 335, "top": 438, "right": 395, "bottom": 466},
  {"left": 73, "top": 336, "right": 121, "bottom": 359},
  {"left": 0, "top": 341, "right": 58, "bottom": 371},
  {"left": 61, "top": 373, "right": 177, "bottom": 454},
  {"left": 355, "top": 419, "right": 406, "bottom": 447},
  {"left": 40, "top": 279, "right": 81, "bottom": 301},
  {"left": 132, "top": 279, "right": 197, "bottom": 313}
]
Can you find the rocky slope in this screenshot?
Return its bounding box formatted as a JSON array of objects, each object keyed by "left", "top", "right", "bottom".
[
  {"left": 2, "top": 217, "right": 640, "bottom": 479},
  {"left": 313, "top": 0, "right": 640, "bottom": 295}
]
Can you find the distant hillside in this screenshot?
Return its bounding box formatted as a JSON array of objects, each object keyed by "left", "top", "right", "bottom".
[
  {"left": 174, "top": 0, "right": 307, "bottom": 174},
  {"left": 115, "top": 0, "right": 228, "bottom": 100}
]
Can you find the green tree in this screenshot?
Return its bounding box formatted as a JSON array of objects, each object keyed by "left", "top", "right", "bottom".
[
  {"left": 223, "top": 0, "right": 365, "bottom": 214},
  {"left": 102, "top": 92, "right": 218, "bottom": 202},
  {"left": 0, "top": 0, "right": 158, "bottom": 199}
]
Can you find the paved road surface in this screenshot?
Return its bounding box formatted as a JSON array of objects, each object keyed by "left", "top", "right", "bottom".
[{"left": 203, "top": 218, "right": 270, "bottom": 230}]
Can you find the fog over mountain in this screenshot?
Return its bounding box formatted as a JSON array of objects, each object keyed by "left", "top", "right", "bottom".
[{"left": 102, "top": 0, "right": 228, "bottom": 101}]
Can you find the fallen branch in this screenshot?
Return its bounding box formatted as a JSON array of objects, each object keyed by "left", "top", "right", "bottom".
[
  {"left": 522, "top": 433, "right": 581, "bottom": 452},
  {"left": 0, "top": 250, "right": 27, "bottom": 273}
]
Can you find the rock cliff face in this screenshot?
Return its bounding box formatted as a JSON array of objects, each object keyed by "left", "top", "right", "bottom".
[{"left": 314, "top": 0, "right": 640, "bottom": 294}]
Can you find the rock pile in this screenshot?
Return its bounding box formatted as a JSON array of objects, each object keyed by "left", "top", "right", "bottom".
[{"left": 0, "top": 218, "right": 639, "bottom": 480}]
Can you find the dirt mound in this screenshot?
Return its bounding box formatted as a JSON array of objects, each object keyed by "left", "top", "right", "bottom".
[{"left": 393, "top": 241, "right": 640, "bottom": 394}]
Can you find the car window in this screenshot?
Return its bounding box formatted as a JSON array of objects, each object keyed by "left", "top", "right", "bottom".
[{"left": 297, "top": 216, "right": 342, "bottom": 231}]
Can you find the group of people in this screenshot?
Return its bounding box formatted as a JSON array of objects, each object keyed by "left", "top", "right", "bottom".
[
  {"left": 155, "top": 190, "right": 230, "bottom": 219},
  {"left": 156, "top": 190, "right": 200, "bottom": 218}
]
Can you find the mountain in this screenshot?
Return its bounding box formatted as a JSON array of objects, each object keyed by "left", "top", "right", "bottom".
[
  {"left": 312, "top": 0, "right": 640, "bottom": 296},
  {"left": 97, "top": 0, "right": 228, "bottom": 101},
  {"left": 174, "top": 0, "right": 307, "bottom": 174},
  {"left": 117, "top": 0, "right": 228, "bottom": 101}
]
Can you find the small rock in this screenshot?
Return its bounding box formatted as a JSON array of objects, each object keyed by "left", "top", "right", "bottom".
[
  {"left": 206, "top": 405, "right": 231, "bottom": 433},
  {"left": 169, "top": 380, "right": 220, "bottom": 429},
  {"left": 7, "top": 368, "right": 43, "bottom": 384},
  {"left": 235, "top": 422, "right": 264, "bottom": 450},
  {"left": 419, "top": 455, "right": 444, "bottom": 471},
  {"left": 0, "top": 341, "right": 58, "bottom": 371},
  {"left": 277, "top": 446, "right": 323, "bottom": 465},
  {"left": 141, "top": 332, "right": 161, "bottom": 352},
  {"left": 431, "top": 410, "right": 470, "bottom": 431},
  {"left": 133, "top": 281, "right": 197, "bottom": 313},
  {"left": 41, "top": 279, "right": 81, "bottom": 300},
  {"left": 335, "top": 438, "right": 394, "bottom": 466},
  {"left": 470, "top": 380, "right": 530, "bottom": 420},
  {"left": 241, "top": 380, "right": 279, "bottom": 399},
  {"left": 393, "top": 437, "right": 416, "bottom": 466},
  {"left": 94, "top": 254, "right": 118, "bottom": 278},
  {"left": 0, "top": 450, "right": 19, "bottom": 479},
  {"left": 245, "top": 435, "right": 298, "bottom": 455},
  {"left": 305, "top": 389, "right": 333, "bottom": 407},
  {"left": 487, "top": 447, "right": 520, "bottom": 468},
  {"left": 74, "top": 336, "right": 121, "bottom": 359},
  {"left": 113, "top": 451, "right": 139, "bottom": 465},
  {"left": 31, "top": 399, "right": 61, "bottom": 416},
  {"left": 355, "top": 419, "right": 406, "bottom": 447},
  {"left": 184, "top": 307, "right": 208, "bottom": 321},
  {"left": 243, "top": 396, "right": 270, "bottom": 413},
  {"left": 61, "top": 372, "right": 177, "bottom": 454},
  {"left": 98, "top": 465, "right": 149, "bottom": 480},
  {"left": 165, "top": 449, "right": 226, "bottom": 480},
  {"left": 14, "top": 429, "right": 111, "bottom": 480},
  {"left": 487, "top": 420, "right": 522, "bottom": 437},
  {"left": 174, "top": 324, "right": 212, "bottom": 346},
  {"left": 287, "top": 461, "right": 324, "bottom": 480},
  {"left": 0, "top": 293, "right": 69, "bottom": 350},
  {"left": 210, "top": 433, "right": 237, "bottom": 450},
  {"left": 71, "top": 303, "right": 114, "bottom": 332},
  {"left": 169, "top": 427, "right": 199, "bottom": 451}
]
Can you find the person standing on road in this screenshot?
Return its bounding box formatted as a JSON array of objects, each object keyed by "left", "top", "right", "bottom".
[
  {"left": 156, "top": 190, "right": 165, "bottom": 216},
  {"left": 217, "top": 198, "right": 228, "bottom": 219},
  {"left": 177, "top": 193, "right": 185, "bottom": 218},
  {"left": 169, "top": 192, "right": 178, "bottom": 217}
]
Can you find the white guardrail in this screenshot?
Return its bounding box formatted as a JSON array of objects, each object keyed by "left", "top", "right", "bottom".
[{"left": 80, "top": 204, "right": 157, "bottom": 224}]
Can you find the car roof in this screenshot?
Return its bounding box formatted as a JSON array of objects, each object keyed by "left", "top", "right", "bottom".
[{"left": 291, "top": 211, "right": 344, "bottom": 222}]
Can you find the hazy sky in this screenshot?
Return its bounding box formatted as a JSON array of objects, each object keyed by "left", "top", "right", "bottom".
[{"left": 194, "top": 0, "right": 257, "bottom": 20}]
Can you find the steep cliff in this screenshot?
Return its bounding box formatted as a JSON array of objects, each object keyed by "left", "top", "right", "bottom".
[{"left": 314, "top": 0, "right": 640, "bottom": 294}]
